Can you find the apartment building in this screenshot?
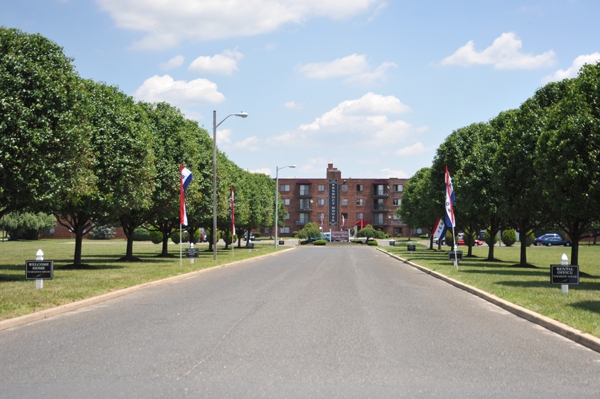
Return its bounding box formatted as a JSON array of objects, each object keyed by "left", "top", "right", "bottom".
[{"left": 270, "top": 163, "right": 409, "bottom": 237}]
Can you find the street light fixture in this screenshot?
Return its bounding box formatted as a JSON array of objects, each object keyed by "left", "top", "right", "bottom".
[
  {"left": 213, "top": 111, "right": 248, "bottom": 261},
  {"left": 275, "top": 165, "right": 295, "bottom": 248}
]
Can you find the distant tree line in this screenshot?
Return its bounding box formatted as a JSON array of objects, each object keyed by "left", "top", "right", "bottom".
[
  {"left": 0, "top": 28, "right": 285, "bottom": 266},
  {"left": 398, "top": 61, "right": 600, "bottom": 266}
]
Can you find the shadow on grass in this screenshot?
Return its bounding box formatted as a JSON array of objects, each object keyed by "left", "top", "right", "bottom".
[
  {"left": 461, "top": 268, "right": 549, "bottom": 277},
  {"left": 569, "top": 301, "right": 600, "bottom": 314},
  {"left": 495, "top": 280, "right": 600, "bottom": 291}
]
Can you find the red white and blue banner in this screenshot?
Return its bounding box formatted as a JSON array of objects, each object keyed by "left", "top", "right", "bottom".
[
  {"left": 180, "top": 166, "right": 193, "bottom": 226},
  {"left": 432, "top": 218, "right": 446, "bottom": 241},
  {"left": 341, "top": 214, "right": 345, "bottom": 231},
  {"left": 445, "top": 166, "right": 456, "bottom": 228},
  {"left": 230, "top": 187, "right": 236, "bottom": 236}
]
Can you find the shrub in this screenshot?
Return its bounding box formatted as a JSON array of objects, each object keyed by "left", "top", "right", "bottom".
[
  {"left": 170, "top": 231, "right": 183, "bottom": 244},
  {"left": 253, "top": 232, "right": 261, "bottom": 238},
  {"left": 367, "top": 239, "right": 379, "bottom": 246},
  {"left": 351, "top": 239, "right": 363, "bottom": 244},
  {"left": 502, "top": 229, "right": 517, "bottom": 247},
  {"left": 445, "top": 231, "right": 454, "bottom": 247},
  {"left": 524, "top": 230, "right": 536, "bottom": 247},
  {"left": 132, "top": 227, "right": 150, "bottom": 241},
  {"left": 89, "top": 225, "right": 115, "bottom": 240},
  {"left": 149, "top": 230, "right": 163, "bottom": 244},
  {"left": 484, "top": 230, "right": 497, "bottom": 247},
  {"left": 313, "top": 239, "right": 327, "bottom": 245},
  {"left": 189, "top": 228, "right": 200, "bottom": 244},
  {"left": 4, "top": 212, "right": 55, "bottom": 240}
]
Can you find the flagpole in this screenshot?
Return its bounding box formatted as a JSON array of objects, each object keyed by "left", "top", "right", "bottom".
[{"left": 179, "top": 224, "right": 182, "bottom": 267}]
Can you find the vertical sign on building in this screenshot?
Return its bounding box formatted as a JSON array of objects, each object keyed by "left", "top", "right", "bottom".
[{"left": 328, "top": 179, "right": 338, "bottom": 227}]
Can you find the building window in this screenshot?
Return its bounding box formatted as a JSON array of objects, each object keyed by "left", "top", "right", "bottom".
[
  {"left": 280, "top": 184, "right": 290, "bottom": 192},
  {"left": 299, "top": 184, "right": 310, "bottom": 196},
  {"left": 393, "top": 213, "right": 399, "bottom": 220},
  {"left": 393, "top": 227, "right": 403, "bottom": 236},
  {"left": 374, "top": 184, "right": 385, "bottom": 196},
  {"left": 285, "top": 213, "right": 290, "bottom": 220},
  {"left": 341, "top": 184, "right": 348, "bottom": 192},
  {"left": 280, "top": 227, "right": 290, "bottom": 234},
  {"left": 393, "top": 198, "right": 401, "bottom": 206},
  {"left": 356, "top": 212, "right": 364, "bottom": 220},
  {"left": 299, "top": 198, "right": 311, "bottom": 210},
  {"left": 283, "top": 198, "right": 290, "bottom": 205},
  {"left": 357, "top": 184, "right": 363, "bottom": 192},
  {"left": 318, "top": 198, "right": 325, "bottom": 206},
  {"left": 318, "top": 184, "right": 325, "bottom": 192},
  {"left": 393, "top": 184, "right": 403, "bottom": 192},
  {"left": 374, "top": 198, "right": 385, "bottom": 210},
  {"left": 356, "top": 198, "right": 363, "bottom": 206},
  {"left": 317, "top": 213, "right": 325, "bottom": 223},
  {"left": 299, "top": 213, "right": 309, "bottom": 224},
  {"left": 412, "top": 228, "right": 423, "bottom": 235},
  {"left": 374, "top": 213, "right": 384, "bottom": 224},
  {"left": 341, "top": 198, "right": 348, "bottom": 206}
]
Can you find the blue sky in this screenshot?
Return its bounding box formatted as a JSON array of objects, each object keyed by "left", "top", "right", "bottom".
[{"left": 2, "top": 0, "right": 599, "bottom": 179}]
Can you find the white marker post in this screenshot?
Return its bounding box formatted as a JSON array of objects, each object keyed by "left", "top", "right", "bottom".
[
  {"left": 190, "top": 242, "right": 195, "bottom": 264},
  {"left": 561, "top": 253, "right": 569, "bottom": 294},
  {"left": 36, "top": 249, "right": 44, "bottom": 289}
]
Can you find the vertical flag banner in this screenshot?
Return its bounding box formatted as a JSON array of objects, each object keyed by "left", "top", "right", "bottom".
[
  {"left": 445, "top": 166, "right": 456, "bottom": 227},
  {"left": 341, "top": 214, "right": 345, "bottom": 231},
  {"left": 230, "top": 187, "right": 236, "bottom": 237},
  {"left": 432, "top": 218, "right": 446, "bottom": 241},
  {"left": 180, "top": 166, "right": 193, "bottom": 226}
]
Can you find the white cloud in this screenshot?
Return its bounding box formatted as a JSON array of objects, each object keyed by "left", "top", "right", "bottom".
[
  {"left": 284, "top": 101, "right": 304, "bottom": 109},
  {"left": 249, "top": 168, "right": 272, "bottom": 175},
  {"left": 542, "top": 53, "right": 600, "bottom": 83},
  {"left": 268, "top": 93, "right": 422, "bottom": 154},
  {"left": 133, "top": 75, "right": 226, "bottom": 107},
  {"left": 380, "top": 168, "right": 408, "bottom": 178},
  {"left": 395, "top": 142, "right": 433, "bottom": 156},
  {"left": 299, "top": 92, "right": 411, "bottom": 133},
  {"left": 96, "top": 0, "right": 385, "bottom": 50},
  {"left": 298, "top": 157, "right": 330, "bottom": 173},
  {"left": 159, "top": 55, "right": 184, "bottom": 70},
  {"left": 441, "top": 32, "right": 556, "bottom": 69},
  {"left": 216, "top": 129, "right": 233, "bottom": 145},
  {"left": 188, "top": 49, "right": 244, "bottom": 75},
  {"left": 234, "top": 136, "right": 262, "bottom": 151},
  {"left": 265, "top": 42, "right": 278, "bottom": 51},
  {"left": 296, "top": 54, "right": 396, "bottom": 84}
]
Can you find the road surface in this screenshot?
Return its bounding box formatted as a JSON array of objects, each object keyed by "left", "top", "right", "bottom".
[{"left": 1, "top": 246, "right": 599, "bottom": 398}]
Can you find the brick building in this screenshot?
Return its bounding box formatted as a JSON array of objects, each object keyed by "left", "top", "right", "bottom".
[{"left": 270, "top": 163, "right": 410, "bottom": 238}]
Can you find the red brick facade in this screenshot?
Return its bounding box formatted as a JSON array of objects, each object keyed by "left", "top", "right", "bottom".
[{"left": 272, "top": 163, "right": 409, "bottom": 237}]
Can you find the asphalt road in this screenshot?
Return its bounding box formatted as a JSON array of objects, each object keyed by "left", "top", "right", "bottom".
[{"left": 1, "top": 246, "right": 599, "bottom": 398}]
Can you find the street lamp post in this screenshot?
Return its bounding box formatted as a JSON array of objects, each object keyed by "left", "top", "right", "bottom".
[
  {"left": 213, "top": 110, "right": 248, "bottom": 261},
  {"left": 275, "top": 165, "right": 295, "bottom": 248}
]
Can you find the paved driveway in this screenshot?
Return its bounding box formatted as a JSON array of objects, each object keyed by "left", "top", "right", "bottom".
[{"left": 1, "top": 247, "right": 599, "bottom": 398}]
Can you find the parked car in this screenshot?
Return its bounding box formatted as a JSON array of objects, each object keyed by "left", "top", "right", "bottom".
[
  {"left": 540, "top": 236, "right": 571, "bottom": 246},
  {"left": 534, "top": 233, "right": 562, "bottom": 246},
  {"left": 457, "top": 238, "right": 484, "bottom": 246}
]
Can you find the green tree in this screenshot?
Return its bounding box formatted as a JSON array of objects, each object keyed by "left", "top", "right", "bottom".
[
  {"left": 54, "top": 80, "right": 151, "bottom": 266},
  {"left": 3, "top": 212, "right": 55, "bottom": 240},
  {"left": 535, "top": 63, "right": 600, "bottom": 266},
  {"left": 398, "top": 167, "right": 440, "bottom": 249},
  {"left": 296, "top": 222, "right": 322, "bottom": 241},
  {"left": 0, "top": 28, "right": 85, "bottom": 218},
  {"left": 431, "top": 124, "right": 481, "bottom": 254},
  {"left": 144, "top": 103, "right": 201, "bottom": 257}
]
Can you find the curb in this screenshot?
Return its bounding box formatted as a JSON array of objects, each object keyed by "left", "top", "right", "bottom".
[
  {"left": 0, "top": 246, "right": 296, "bottom": 333},
  {"left": 376, "top": 247, "right": 600, "bottom": 354}
]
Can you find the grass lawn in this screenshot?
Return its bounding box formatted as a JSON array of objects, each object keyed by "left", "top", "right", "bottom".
[
  {"left": 0, "top": 239, "right": 282, "bottom": 321},
  {"left": 382, "top": 240, "right": 600, "bottom": 339}
]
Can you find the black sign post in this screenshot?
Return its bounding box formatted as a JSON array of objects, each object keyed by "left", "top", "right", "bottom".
[
  {"left": 25, "top": 261, "right": 54, "bottom": 280},
  {"left": 551, "top": 264, "right": 579, "bottom": 294},
  {"left": 185, "top": 247, "right": 199, "bottom": 258}
]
